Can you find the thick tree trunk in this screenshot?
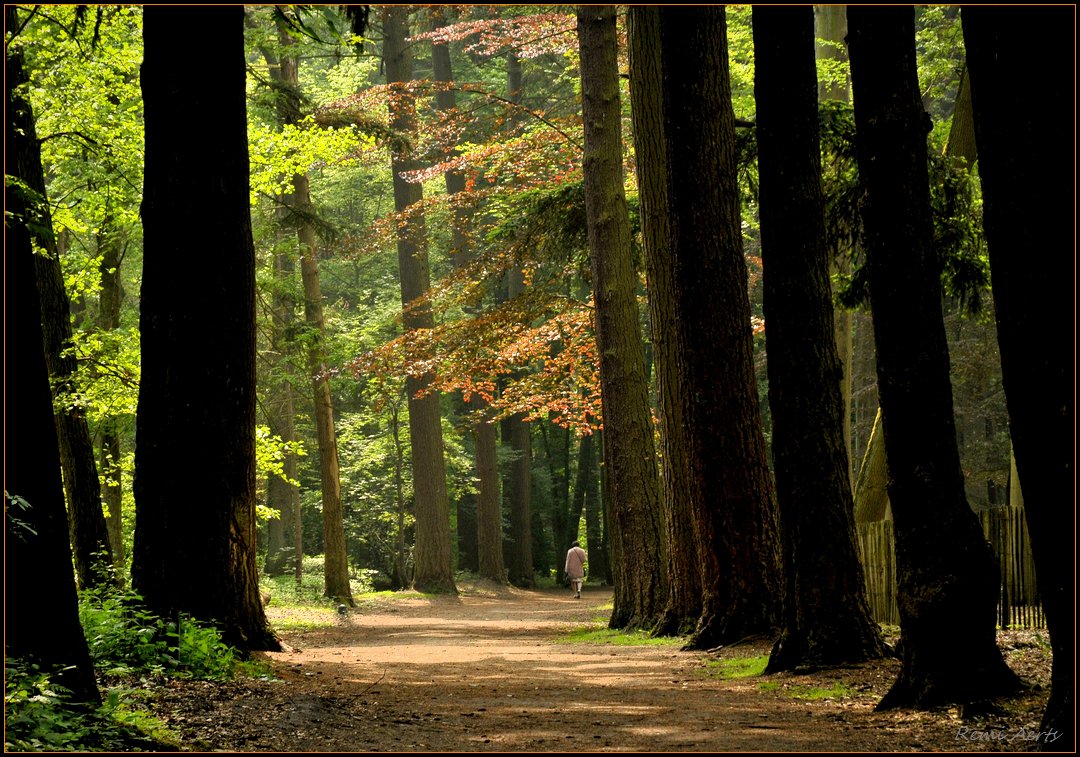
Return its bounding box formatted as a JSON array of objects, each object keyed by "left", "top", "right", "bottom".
[
  {"left": 847, "top": 7, "right": 1018, "bottom": 708},
  {"left": 627, "top": 5, "right": 703, "bottom": 637},
  {"left": 383, "top": 6, "right": 457, "bottom": 594},
  {"left": 647, "top": 6, "right": 782, "bottom": 648},
  {"left": 577, "top": 5, "right": 667, "bottom": 630},
  {"left": 962, "top": 8, "right": 1074, "bottom": 745},
  {"left": 6, "top": 12, "right": 101, "bottom": 700},
  {"left": 753, "top": 6, "right": 887, "bottom": 672},
  {"left": 814, "top": 4, "right": 854, "bottom": 482},
  {"left": 133, "top": 5, "right": 278, "bottom": 651}
]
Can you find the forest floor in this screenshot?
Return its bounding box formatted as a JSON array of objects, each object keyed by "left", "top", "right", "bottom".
[{"left": 149, "top": 580, "right": 1054, "bottom": 753}]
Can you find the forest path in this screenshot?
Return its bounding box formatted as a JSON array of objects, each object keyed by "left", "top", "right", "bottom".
[{"left": 151, "top": 581, "right": 1047, "bottom": 752}]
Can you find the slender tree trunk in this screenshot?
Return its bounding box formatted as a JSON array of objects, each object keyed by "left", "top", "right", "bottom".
[
  {"left": 383, "top": 6, "right": 456, "bottom": 594},
  {"left": 577, "top": 5, "right": 667, "bottom": 630},
  {"left": 627, "top": 5, "right": 703, "bottom": 637},
  {"left": 962, "top": 8, "right": 1074, "bottom": 745},
  {"left": 98, "top": 229, "right": 126, "bottom": 575},
  {"left": 26, "top": 129, "right": 113, "bottom": 588},
  {"left": 132, "top": 5, "right": 278, "bottom": 650},
  {"left": 847, "top": 7, "right": 1018, "bottom": 708},
  {"left": 265, "top": 19, "right": 353, "bottom": 605},
  {"left": 264, "top": 248, "right": 300, "bottom": 577},
  {"left": 753, "top": 6, "right": 887, "bottom": 671},
  {"left": 431, "top": 9, "right": 479, "bottom": 574},
  {"left": 6, "top": 11, "right": 101, "bottom": 700},
  {"left": 500, "top": 51, "right": 535, "bottom": 589}
]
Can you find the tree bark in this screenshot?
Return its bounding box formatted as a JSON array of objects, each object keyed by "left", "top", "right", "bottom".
[
  {"left": 23, "top": 81, "right": 113, "bottom": 588},
  {"left": 962, "top": 7, "right": 1074, "bottom": 745},
  {"left": 97, "top": 231, "right": 126, "bottom": 575},
  {"left": 266, "top": 17, "right": 353, "bottom": 605},
  {"left": 383, "top": 5, "right": 457, "bottom": 594},
  {"left": 577, "top": 5, "right": 667, "bottom": 630},
  {"left": 648, "top": 6, "right": 783, "bottom": 648},
  {"left": 263, "top": 248, "right": 300, "bottom": 578},
  {"left": 847, "top": 6, "right": 1018, "bottom": 708},
  {"left": 814, "top": 4, "right": 855, "bottom": 483},
  {"left": 853, "top": 408, "right": 891, "bottom": 524},
  {"left": 753, "top": 6, "right": 887, "bottom": 671},
  {"left": 6, "top": 9, "right": 101, "bottom": 700},
  {"left": 133, "top": 5, "right": 278, "bottom": 651},
  {"left": 627, "top": 5, "right": 703, "bottom": 637}
]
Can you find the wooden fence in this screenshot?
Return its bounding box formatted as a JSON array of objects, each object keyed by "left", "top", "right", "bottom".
[{"left": 856, "top": 504, "right": 1043, "bottom": 628}]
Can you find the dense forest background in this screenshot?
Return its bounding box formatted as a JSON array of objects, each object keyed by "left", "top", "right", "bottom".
[{"left": 5, "top": 4, "right": 1073, "bottom": 751}]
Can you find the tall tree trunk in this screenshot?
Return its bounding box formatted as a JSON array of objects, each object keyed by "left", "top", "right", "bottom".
[
  {"left": 577, "top": 5, "right": 667, "bottom": 630},
  {"left": 24, "top": 103, "right": 113, "bottom": 588},
  {"left": 383, "top": 6, "right": 456, "bottom": 594},
  {"left": 627, "top": 5, "right": 703, "bottom": 637},
  {"left": 649, "top": 6, "right": 783, "bottom": 648},
  {"left": 814, "top": 4, "right": 854, "bottom": 482},
  {"left": 264, "top": 248, "right": 300, "bottom": 578},
  {"left": 35, "top": 199, "right": 113, "bottom": 591},
  {"left": 266, "top": 18, "right": 353, "bottom": 605},
  {"left": 500, "top": 50, "right": 534, "bottom": 589},
  {"left": 847, "top": 7, "right": 1018, "bottom": 708},
  {"left": 943, "top": 64, "right": 977, "bottom": 166},
  {"left": 583, "top": 432, "right": 607, "bottom": 584},
  {"left": 962, "top": 8, "right": 1074, "bottom": 745},
  {"left": 133, "top": 5, "right": 278, "bottom": 651},
  {"left": 431, "top": 8, "right": 479, "bottom": 574},
  {"left": 6, "top": 10, "right": 101, "bottom": 700},
  {"left": 98, "top": 231, "right": 125, "bottom": 575},
  {"left": 853, "top": 408, "right": 891, "bottom": 523},
  {"left": 753, "top": 6, "right": 887, "bottom": 671},
  {"left": 476, "top": 414, "right": 505, "bottom": 582}
]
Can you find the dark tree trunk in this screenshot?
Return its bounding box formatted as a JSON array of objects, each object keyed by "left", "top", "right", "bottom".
[
  {"left": 646, "top": 6, "right": 783, "bottom": 648},
  {"left": 753, "top": 6, "right": 888, "bottom": 671},
  {"left": 577, "top": 5, "right": 667, "bottom": 630},
  {"left": 383, "top": 6, "right": 456, "bottom": 594},
  {"left": 627, "top": 5, "right": 703, "bottom": 637},
  {"left": 962, "top": 8, "right": 1074, "bottom": 745},
  {"left": 21, "top": 65, "right": 113, "bottom": 588},
  {"left": 133, "top": 6, "right": 278, "bottom": 651},
  {"left": 587, "top": 430, "right": 610, "bottom": 585},
  {"left": 6, "top": 10, "right": 101, "bottom": 701},
  {"left": 847, "top": 6, "right": 1018, "bottom": 708}
]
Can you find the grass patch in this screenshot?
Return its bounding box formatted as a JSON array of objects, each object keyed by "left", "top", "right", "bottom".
[
  {"left": 787, "top": 682, "right": 858, "bottom": 700},
  {"left": 702, "top": 654, "right": 770, "bottom": 679},
  {"left": 556, "top": 627, "right": 684, "bottom": 646},
  {"left": 268, "top": 610, "right": 336, "bottom": 633},
  {"left": 758, "top": 681, "right": 781, "bottom": 692}
]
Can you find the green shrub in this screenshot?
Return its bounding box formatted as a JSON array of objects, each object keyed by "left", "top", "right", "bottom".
[
  {"left": 4, "top": 659, "right": 178, "bottom": 752},
  {"left": 78, "top": 585, "right": 238, "bottom": 680}
]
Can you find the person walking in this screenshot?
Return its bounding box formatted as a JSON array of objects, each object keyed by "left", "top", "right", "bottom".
[{"left": 565, "top": 541, "right": 587, "bottom": 598}]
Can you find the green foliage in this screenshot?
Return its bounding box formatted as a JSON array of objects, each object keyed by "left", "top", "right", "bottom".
[
  {"left": 260, "top": 556, "right": 377, "bottom": 607},
  {"left": 4, "top": 659, "right": 179, "bottom": 752},
  {"left": 78, "top": 584, "right": 238, "bottom": 681}
]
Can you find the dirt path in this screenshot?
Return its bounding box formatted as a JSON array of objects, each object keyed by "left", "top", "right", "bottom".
[{"left": 151, "top": 582, "right": 1050, "bottom": 752}]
